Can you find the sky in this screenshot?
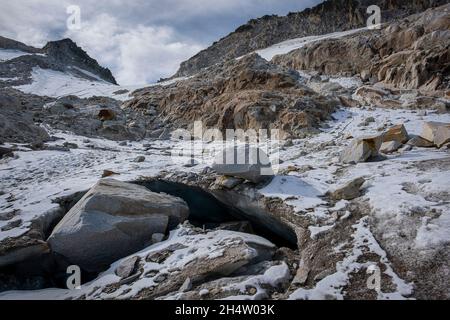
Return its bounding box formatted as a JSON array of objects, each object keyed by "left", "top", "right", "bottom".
[{"left": 0, "top": 0, "right": 322, "bottom": 85}]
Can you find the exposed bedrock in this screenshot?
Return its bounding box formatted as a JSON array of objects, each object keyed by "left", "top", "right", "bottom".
[
  {"left": 125, "top": 54, "right": 339, "bottom": 139},
  {"left": 272, "top": 4, "right": 450, "bottom": 91},
  {"left": 172, "top": 0, "right": 447, "bottom": 78}
]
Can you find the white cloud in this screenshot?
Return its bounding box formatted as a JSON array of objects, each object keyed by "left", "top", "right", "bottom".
[{"left": 65, "top": 14, "right": 202, "bottom": 84}]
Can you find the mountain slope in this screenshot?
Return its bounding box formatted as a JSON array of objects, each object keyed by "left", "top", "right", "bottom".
[{"left": 172, "top": 0, "right": 448, "bottom": 78}]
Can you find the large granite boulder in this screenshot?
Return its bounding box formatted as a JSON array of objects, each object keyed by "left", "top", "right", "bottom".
[
  {"left": 340, "top": 134, "right": 384, "bottom": 164},
  {"left": 47, "top": 179, "right": 189, "bottom": 272},
  {"left": 212, "top": 145, "right": 274, "bottom": 183}
]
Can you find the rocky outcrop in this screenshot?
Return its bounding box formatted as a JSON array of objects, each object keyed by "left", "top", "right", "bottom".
[
  {"left": 172, "top": 0, "right": 447, "bottom": 78},
  {"left": 0, "top": 88, "right": 52, "bottom": 144},
  {"left": 125, "top": 54, "right": 338, "bottom": 138},
  {"left": 47, "top": 179, "right": 189, "bottom": 272},
  {"left": 0, "top": 89, "right": 158, "bottom": 143},
  {"left": 273, "top": 4, "right": 450, "bottom": 91}
]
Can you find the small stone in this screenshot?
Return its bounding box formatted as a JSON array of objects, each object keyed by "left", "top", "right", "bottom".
[
  {"left": 102, "top": 170, "right": 119, "bottom": 178},
  {"left": 118, "top": 141, "right": 127, "bottom": 146},
  {"left": 330, "top": 177, "right": 365, "bottom": 200},
  {"left": 247, "top": 286, "right": 257, "bottom": 295},
  {"left": 179, "top": 277, "right": 193, "bottom": 292},
  {"left": 199, "top": 289, "right": 209, "bottom": 297},
  {"left": 153, "top": 273, "right": 168, "bottom": 283},
  {"left": 63, "top": 142, "right": 78, "bottom": 149},
  {"left": 212, "top": 145, "right": 274, "bottom": 183},
  {"left": 145, "top": 270, "right": 159, "bottom": 278},
  {"left": 293, "top": 259, "right": 310, "bottom": 285},
  {"left": 133, "top": 156, "right": 146, "bottom": 163},
  {"left": 115, "top": 256, "right": 140, "bottom": 279}
]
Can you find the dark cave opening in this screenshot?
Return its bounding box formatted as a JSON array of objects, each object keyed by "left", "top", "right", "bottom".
[{"left": 135, "top": 180, "right": 298, "bottom": 250}]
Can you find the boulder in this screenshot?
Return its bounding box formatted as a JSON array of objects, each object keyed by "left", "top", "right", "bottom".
[
  {"left": 115, "top": 256, "right": 140, "bottom": 279},
  {"left": 329, "top": 177, "right": 365, "bottom": 201},
  {"left": 133, "top": 156, "right": 146, "bottom": 163},
  {"left": 380, "top": 140, "right": 402, "bottom": 154},
  {"left": 47, "top": 179, "right": 189, "bottom": 272},
  {"left": 212, "top": 145, "right": 274, "bottom": 183},
  {"left": 383, "top": 124, "right": 409, "bottom": 144},
  {"left": 434, "top": 125, "right": 450, "bottom": 148},
  {"left": 407, "top": 136, "right": 435, "bottom": 148},
  {"left": 340, "top": 134, "right": 384, "bottom": 164},
  {"left": 420, "top": 122, "right": 450, "bottom": 148}
]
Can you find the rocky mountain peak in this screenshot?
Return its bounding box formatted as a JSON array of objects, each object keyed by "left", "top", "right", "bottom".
[{"left": 42, "top": 38, "right": 117, "bottom": 85}]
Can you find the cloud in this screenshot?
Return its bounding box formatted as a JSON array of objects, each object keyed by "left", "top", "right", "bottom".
[
  {"left": 0, "top": 0, "right": 322, "bottom": 85},
  {"left": 65, "top": 14, "right": 203, "bottom": 84}
]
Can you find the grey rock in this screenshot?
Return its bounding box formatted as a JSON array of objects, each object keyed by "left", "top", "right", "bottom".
[
  {"left": 329, "top": 177, "right": 365, "bottom": 201},
  {"left": 133, "top": 156, "right": 146, "bottom": 163},
  {"left": 47, "top": 179, "right": 189, "bottom": 272},
  {"left": 380, "top": 140, "right": 402, "bottom": 154},
  {"left": 179, "top": 277, "right": 193, "bottom": 292},
  {"left": 212, "top": 145, "right": 273, "bottom": 183},
  {"left": 115, "top": 256, "right": 140, "bottom": 279},
  {"left": 340, "top": 134, "right": 384, "bottom": 164},
  {"left": 407, "top": 136, "right": 435, "bottom": 148}
]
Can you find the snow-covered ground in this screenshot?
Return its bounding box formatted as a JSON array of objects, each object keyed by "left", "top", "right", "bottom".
[
  {"left": 1, "top": 104, "right": 449, "bottom": 248},
  {"left": 1, "top": 103, "right": 448, "bottom": 299},
  {"left": 0, "top": 49, "right": 34, "bottom": 62},
  {"left": 0, "top": 225, "right": 277, "bottom": 300},
  {"left": 254, "top": 27, "right": 367, "bottom": 61},
  {"left": 13, "top": 67, "right": 189, "bottom": 101}
]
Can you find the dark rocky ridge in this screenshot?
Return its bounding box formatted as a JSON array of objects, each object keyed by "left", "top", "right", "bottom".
[{"left": 172, "top": 0, "right": 449, "bottom": 78}]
